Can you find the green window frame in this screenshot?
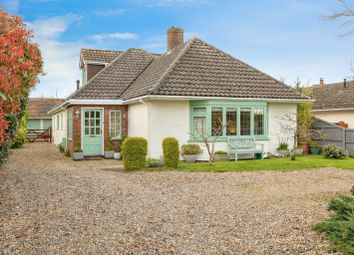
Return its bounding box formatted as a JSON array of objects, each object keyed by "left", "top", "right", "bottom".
[
  {"left": 67, "top": 111, "right": 73, "bottom": 140},
  {"left": 190, "top": 100, "right": 268, "bottom": 141},
  {"left": 109, "top": 110, "right": 122, "bottom": 139}
]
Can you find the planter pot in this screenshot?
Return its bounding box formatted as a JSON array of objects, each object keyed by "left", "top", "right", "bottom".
[
  {"left": 310, "top": 146, "right": 321, "bottom": 155},
  {"left": 183, "top": 154, "right": 199, "bottom": 163},
  {"left": 293, "top": 148, "right": 304, "bottom": 156},
  {"left": 277, "top": 149, "right": 290, "bottom": 157},
  {"left": 73, "top": 151, "right": 84, "bottom": 161},
  {"left": 299, "top": 142, "right": 309, "bottom": 155},
  {"left": 104, "top": 151, "right": 114, "bottom": 159},
  {"left": 113, "top": 152, "right": 121, "bottom": 160},
  {"left": 213, "top": 154, "right": 229, "bottom": 161},
  {"left": 148, "top": 161, "right": 163, "bottom": 168}
]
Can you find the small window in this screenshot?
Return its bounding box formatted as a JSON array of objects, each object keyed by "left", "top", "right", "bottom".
[
  {"left": 60, "top": 114, "right": 63, "bottom": 130},
  {"left": 211, "top": 107, "right": 223, "bottom": 136},
  {"left": 226, "top": 107, "right": 237, "bottom": 136},
  {"left": 109, "top": 110, "right": 122, "bottom": 139},
  {"left": 193, "top": 107, "right": 206, "bottom": 113},
  {"left": 254, "top": 108, "right": 264, "bottom": 136},
  {"left": 240, "top": 108, "right": 251, "bottom": 136},
  {"left": 56, "top": 115, "right": 59, "bottom": 130}
]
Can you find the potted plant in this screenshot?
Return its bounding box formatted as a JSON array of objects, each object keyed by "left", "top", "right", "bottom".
[
  {"left": 72, "top": 136, "right": 84, "bottom": 161},
  {"left": 309, "top": 141, "right": 321, "bottom": 155},
  {"left": 181, "top": 144, "right": 202, "bottom": 163},
  {"left": 277, "top": 142, "right": 290, "bottom": 157},
  {"left": 147, "top": 158, "right": 163, "bottom": 168},
  {"left": 104, "top": 136, "right": 114, "bottom": 159},
  {"left": 213, "top": 151, "right": 229, "bottom": 161},
  {"left": 292, "top": 146, "right": 304, "bottom": 156}
]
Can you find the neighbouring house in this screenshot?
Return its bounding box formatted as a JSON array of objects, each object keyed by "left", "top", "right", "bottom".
[
  {"left": 48, "top": 26, "right": 310, "bottom": 160},
  {"left": 28, "top": 98, "right": 63, "bottom": 130},
  {"left": 312, "top": 78, "right": 354, "bottom": 128}
]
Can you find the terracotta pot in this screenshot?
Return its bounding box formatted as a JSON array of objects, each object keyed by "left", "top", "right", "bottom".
[{"left": 299, "top": 142, "right": 309, "bottom": 155}]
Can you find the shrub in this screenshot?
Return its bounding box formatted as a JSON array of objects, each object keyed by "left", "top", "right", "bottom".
[
  {"left": 322, "top": 144, "right": 348, "bottom": 159},
  {"left": 181, "top": 144, "right": 202, "bottom": 155},
  {"left": 122, "top": 137, "right": 147, "bottom": 170},
  {"left": 314, "top": 187, "right": 354, "bottom": 254},
  {"left": 58, "top": 143, "right": 65, "bottom": 154},
  {"left": 214, "top": 150, "right": 227, "bottom": 155},
  {"left": 12, "top": 113, "right": 27, "bottom": 149},
  {"left": 162, "top": 137, "right": 179, "bottom": 168},
  {"left": 310, "top": 141, "right": 321, "bottom": 148}
]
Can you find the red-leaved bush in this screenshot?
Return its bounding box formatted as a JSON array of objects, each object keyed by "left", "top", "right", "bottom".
[{"left": 0, "top": 8, "right": 43, "bottom": 145}]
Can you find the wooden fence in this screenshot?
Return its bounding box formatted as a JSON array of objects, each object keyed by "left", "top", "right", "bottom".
[{"left": 311, "top": 117, "right": 354, "bottom": 156}]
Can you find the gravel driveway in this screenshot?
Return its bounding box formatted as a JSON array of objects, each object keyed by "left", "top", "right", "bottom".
[{"left": 1, "top": 143, "right": 353, "bottom": 254}]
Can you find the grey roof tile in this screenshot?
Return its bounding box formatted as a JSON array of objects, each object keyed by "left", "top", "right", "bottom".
[
  {"left": 70, "top": 49, "right": 154, "bottom": 100},
  {"left": 312, "top": 81, "right": 354, "bottom": 110},
  {"left": 121, "top": 38, "right": 309, "bottom": 100}
]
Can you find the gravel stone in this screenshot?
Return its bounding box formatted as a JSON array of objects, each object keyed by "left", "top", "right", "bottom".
[{"left": 1, "top": 143, "right": 353, "bottom": 254}]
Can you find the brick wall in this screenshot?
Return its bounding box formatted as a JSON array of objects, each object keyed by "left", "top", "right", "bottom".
[{"left": 67, "top": 105, "right": 128, "bottom": 156}]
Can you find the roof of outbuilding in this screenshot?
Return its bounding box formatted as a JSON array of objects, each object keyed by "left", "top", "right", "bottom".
[
  {"left": 121, "top": 38, "right": 309, "bottom": 100},
  {"left": 28, "top": 98, "right": 64, "bottom": 118},
  {"left": 312, "top": 80, "right": 354, "bottom": 110},
  {"left": 70, "top": 38, "right": 309, "bottom": 102}
]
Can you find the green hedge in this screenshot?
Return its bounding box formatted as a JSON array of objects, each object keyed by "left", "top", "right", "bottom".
[
  {"left": 122, "top": 137, "right": 147, "bottom": 170},
  {"left": 162, "top": 137, "right": 179, "bottom": 168}
]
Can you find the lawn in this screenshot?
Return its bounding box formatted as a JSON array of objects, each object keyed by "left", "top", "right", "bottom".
[{"left": 176, "top": 155, "right": 354, "bottom": 172}]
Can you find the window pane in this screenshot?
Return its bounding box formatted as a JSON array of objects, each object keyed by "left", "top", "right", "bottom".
[
  {"left": 193, "top": 116, "right": 206, "bottom": 135},
  {"left": 109, "top": 111, "right": 121, "bottom": 138},
  {"left": 211, "top": 107, "right": 223, "bottom": 136},
  {"left": 85, "top": 111, "right": 89, "bottom": 118},
  {"left": 85, "top": 128, "right": 89, "bottom": 135},
  {"left": 96, "top": 128, "right": 100, "bottom": 134},
  {"left": 240, "top": 108, "right": 251, "bottom": 136},
  {"left": 96, "top": 111, "right": 100, "bottom": 118},
  {"left": 90, "top": 128, "right": 95, "bottom": 135},
  {"left": 96, "top": 119, "right": 100, "bottom": 126},
  {"left": 193, "top": 107, "right": 206, "bottom": 113},
  {"left": 226, "top": 107, "right": 237, "bottom": 136},
  {"left": 90, "top": 119, "right": 95, "bottom": 126},
  {"left": 254, "top": 108, "right": 264, "bottom": 135}
]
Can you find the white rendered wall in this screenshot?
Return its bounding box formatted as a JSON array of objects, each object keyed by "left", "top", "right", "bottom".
[
  {"left": 51, "top": 110, "right": 67, "bottom": 145},
  {"left": 128, "top": 102, "right": 149, "bottom": 140},
  {"left": 314, "top": 110, "right": 354, "bottom": 128},
  {"left": 268, "top": 103, "right": 297, "bottom": 154}
]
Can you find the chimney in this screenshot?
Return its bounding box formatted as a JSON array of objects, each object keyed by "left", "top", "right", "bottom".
[
  {"left": 76, "top": 80, "right": 80, "bottom": 90},
  {"left": 344, "top": 78, "right": 347, "bottom": 88},
  {"left": 320, "top": 78, "right": 324, "bottom": 85},
  {"left": 167, "top": 26, "right": 184, "bottom": 51}
]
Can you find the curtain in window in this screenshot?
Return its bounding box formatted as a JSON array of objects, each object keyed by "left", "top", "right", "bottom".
[
  {"left": 211, "top": 107, "right": 223, "bottom": 136},
  {"left": 109, "top": 111, "right": 122, "bottom": 139},
  {"left": 193, "top": 116, "right": 206, "bottom": 136},
  {"left": 226, "top": 107, "right": 237, "bottom": 136}
]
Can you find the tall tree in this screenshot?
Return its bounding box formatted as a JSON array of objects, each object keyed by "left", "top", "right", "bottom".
[{"left": 0, "top": 7, "right": 43, "bottom": 145}]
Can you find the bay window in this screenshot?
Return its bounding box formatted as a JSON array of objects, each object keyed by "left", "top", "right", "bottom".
[{"left": 190, "top": 101, "right": 267, "bottom": 140}]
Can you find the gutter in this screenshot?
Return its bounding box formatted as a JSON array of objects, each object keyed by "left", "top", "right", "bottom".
[
  {"left": 313, "top": 107, "right": 354, "bottom": 112},
  {"left": 47, "top": 99, "right": 124, "bottom": 115},
  {"left": 123, "top": 95, "right": 314, "bottom": 104}
]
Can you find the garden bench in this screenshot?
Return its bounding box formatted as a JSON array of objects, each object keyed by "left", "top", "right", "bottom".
[{"left": 228, "top": 137, "right": 264, "bottom": 161}]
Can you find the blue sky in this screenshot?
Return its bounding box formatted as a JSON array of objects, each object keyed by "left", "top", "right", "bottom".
[{"left": 2, "top": 0, "right": 354, "bottom": 98}]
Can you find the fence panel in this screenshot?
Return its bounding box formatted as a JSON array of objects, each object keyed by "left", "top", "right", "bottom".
[{"left": 311, "top": 118, "right": 354, "bottom": 156}]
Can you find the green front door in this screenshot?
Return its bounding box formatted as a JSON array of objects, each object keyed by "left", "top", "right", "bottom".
[{"left": 82, "top": 109, "right": 103, "bottom": 156}]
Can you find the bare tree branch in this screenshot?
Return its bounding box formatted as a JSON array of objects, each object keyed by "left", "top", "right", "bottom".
[{"left": 324, "top": 0, "right": 354, "bottom": 36}]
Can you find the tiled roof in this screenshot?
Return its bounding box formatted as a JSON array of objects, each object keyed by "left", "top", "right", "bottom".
[
  {"left": 312, "top": 80, "right": 354, "bottom": 110},
  {"left": 80, "top": 48, "right": 122, "bottom": 65},
  {"left": 121, "top": 38, "right": 309, "bottom": 100},
  {"left": 28, "top": 98, "right": 63, "bottom": 118},
  {"left": 70, "top": 48, "right": 154, "bottom": 100}
]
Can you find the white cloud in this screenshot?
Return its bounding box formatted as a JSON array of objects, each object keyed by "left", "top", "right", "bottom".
[
  {"left": 89, "top": 32, "right": 138, "bottom": 41},
  {"left": 2, "top": 0, "right": 20, "bottom": 12},
  {"left": 94, "top": 9, "right": 125, "bottom": 17},
  {"left": 27, "top": 14, "right": 86, "bottom": 98}
]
